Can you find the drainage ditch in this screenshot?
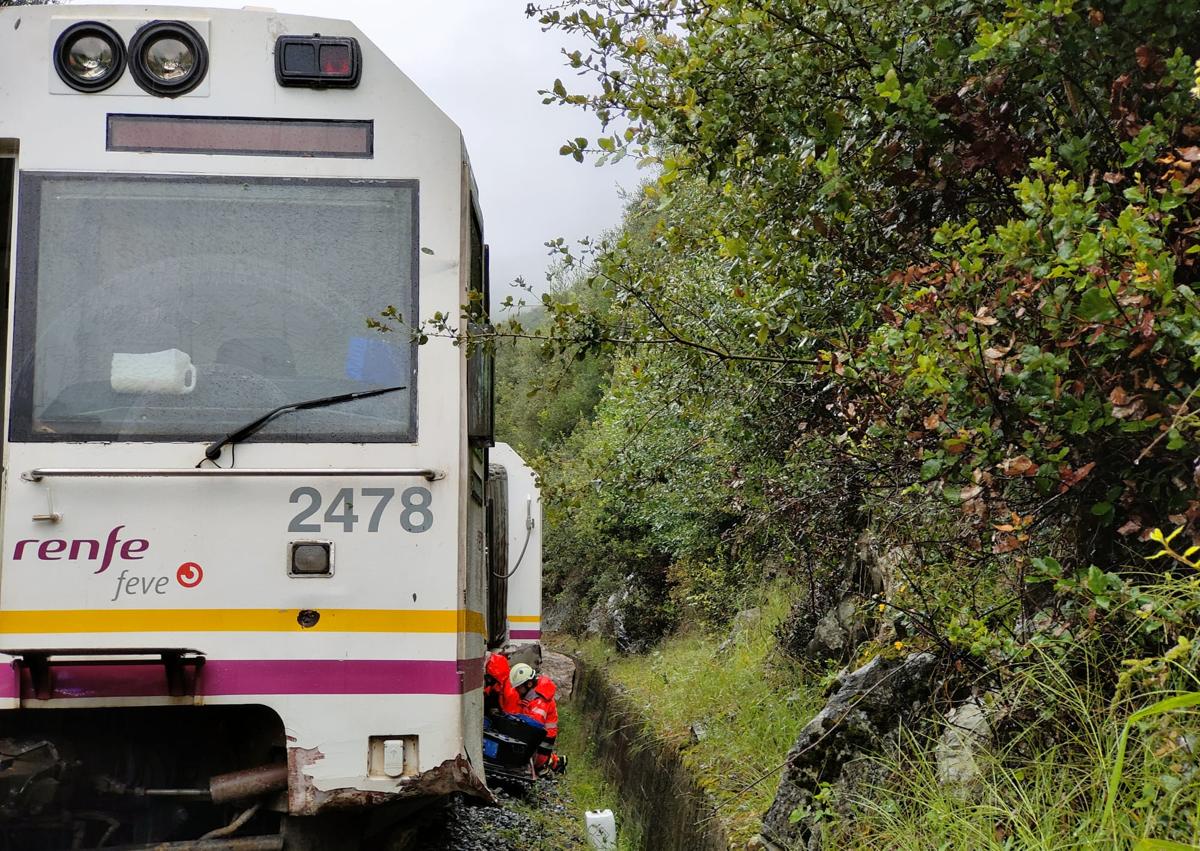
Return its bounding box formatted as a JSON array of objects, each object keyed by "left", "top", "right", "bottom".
[{"left": 570, "top": 658, "right": 728, "bottom": 851}]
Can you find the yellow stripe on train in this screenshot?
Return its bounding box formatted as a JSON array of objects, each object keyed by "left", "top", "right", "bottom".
[
  {"left": 507, "top": 615, "right": 541, "bottom": 623},
  {"left": 0, "top": 609, "right": 487, "bottom": 635}
]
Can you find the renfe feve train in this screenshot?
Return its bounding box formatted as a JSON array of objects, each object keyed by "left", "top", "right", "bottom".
[{"left": 0, "top": 6, "right": 542, "bottom": 848}]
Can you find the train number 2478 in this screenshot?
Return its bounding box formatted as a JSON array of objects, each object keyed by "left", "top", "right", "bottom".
[{"left": 288, "top": 487, "right": 432, "bottom": 534}]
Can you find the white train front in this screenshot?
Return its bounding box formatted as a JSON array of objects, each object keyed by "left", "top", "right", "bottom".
[{"left": 0, "top": 5, "right": 498, "bottom": 847}]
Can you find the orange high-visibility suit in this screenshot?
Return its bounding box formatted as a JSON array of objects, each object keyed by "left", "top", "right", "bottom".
[
  {"left": 483, "top": 653, "right": 520, "bottom": 715},
  {"left": 520, "top": 675, "right": 562, "bottom": 772}
]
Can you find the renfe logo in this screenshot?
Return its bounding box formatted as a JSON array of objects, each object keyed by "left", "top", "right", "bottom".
[{"left": 13, "top": 525, "right": 149, "bottom": 574}]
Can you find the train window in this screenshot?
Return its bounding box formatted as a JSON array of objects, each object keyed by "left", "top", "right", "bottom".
[
  {"left": 0, "top": 155, "right": 13, "bottom": 293},
  {"left": 11, "top": 173, "right": 419, "bottom": 443},
  {"left": 466, "top": 204, "right": 494, "bottom": 446},
  {"left": 0, "top": 154, "right": 12, "bottom": 441}
]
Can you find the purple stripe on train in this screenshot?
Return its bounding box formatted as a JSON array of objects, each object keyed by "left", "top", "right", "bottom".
[
  {"left": 9, "top": 658, "right": 486, "bottom": 700},
  {"left": 0, "top": 660, "right": 17, "bottom": 699},
  {"left": 509, "top": 629, "right": 541, "bottom": 640}
]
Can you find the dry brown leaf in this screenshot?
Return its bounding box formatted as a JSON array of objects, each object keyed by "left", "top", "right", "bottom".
[
  {"left": 1117, "top": 519, "right": 1142, "bottom": 536},
  {"left": 1061, "top": 461, "right": 1097, "bottom": 488},
  {"left": 1113, "top": 400, "right": 1147, "bottom": 420},
  {"left": 1000, "top": 455, "right": 1039, "bottom": 477},
  {"left": 972, "top": 307, "right": 999, "bottom": 326},
  {"left": 993, "top": 534, "right": 1021, "bottom": 554},
  {"left": 959, "top": 485, "right": 982, "bottom": 501}
]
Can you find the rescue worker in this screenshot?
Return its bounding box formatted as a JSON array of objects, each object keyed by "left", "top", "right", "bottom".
[
  {"left": 510, "top": 663, "right": 566, "bottom": 775},
  {"left": 483, "top": 652, "right": 520, "bottom": 715}
]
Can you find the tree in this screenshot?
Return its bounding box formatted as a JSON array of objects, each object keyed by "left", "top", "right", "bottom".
[{"left": 515, "top": 0, "right": 1200, "bottom": 651}]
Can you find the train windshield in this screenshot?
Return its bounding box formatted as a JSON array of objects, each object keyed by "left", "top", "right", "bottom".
[{"left": 11, "top": 173, "right": 418, "bottom": 443}]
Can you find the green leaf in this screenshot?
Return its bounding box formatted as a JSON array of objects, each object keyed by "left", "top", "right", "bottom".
[
  {"left": 1078, "top": 287, "right": 1116, "bottom": 322},
  {"left": 823, "top": 108, "right": 845, "bottom": 136},
  {"left": 876, "top": 67, "right": 901, "bottom": 103},
  {"left": 919, "top": 457, "right": 943, "bottom": 481},
  {"left": 1106, "top": 693, "right": 1200, "bottom": 826},
  {"left": 933, "top": 37, "right": 957, "bottom": 61}
]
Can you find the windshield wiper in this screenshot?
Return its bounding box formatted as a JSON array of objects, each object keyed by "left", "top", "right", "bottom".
[{"left": 202, "top": 385, "right": 406, "bottom": 463}]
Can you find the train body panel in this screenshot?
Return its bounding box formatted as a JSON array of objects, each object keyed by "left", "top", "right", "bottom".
[
  {"left": 0, "top": 5, "right": 493, "bottom": 841},
  {"left": 490, "top": 443, "right": 542, "bottom": 648}
]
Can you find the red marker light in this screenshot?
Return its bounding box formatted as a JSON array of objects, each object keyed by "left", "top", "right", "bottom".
[
  {"left": 320, "top": 44, "right": 351, "bottom": 76},
  {"left": 276, "top": 36, "right": 361, "bottom": 88}
]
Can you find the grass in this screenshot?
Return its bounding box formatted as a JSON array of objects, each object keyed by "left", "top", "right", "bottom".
[
  {"left": 830, "top": 652, "right": 1200, "bottom": 850},
  {"left": 552, "top": 587, "right": 1200, "bottom": 850},
  {"left": 499, "top": 704, "right": 641, "bottom": 850},
  {"left": 555, "top": 587, "right": 825, "bottom": 846},
  {"left": 554, "top": 702, "right": 644, "bottom": 850}
]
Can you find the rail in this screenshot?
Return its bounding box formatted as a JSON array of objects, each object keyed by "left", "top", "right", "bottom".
[{"left": 21, "top": 467, "right": 445, "bottom": 482}]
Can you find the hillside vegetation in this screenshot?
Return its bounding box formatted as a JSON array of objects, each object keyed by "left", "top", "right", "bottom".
[{"left": 491, "top": 1, "right": 1200, "bottom": 847}]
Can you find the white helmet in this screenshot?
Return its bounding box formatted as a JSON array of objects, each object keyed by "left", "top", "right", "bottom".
[{"left": 509, "top": 662, "right": 536, "bottom": 688}]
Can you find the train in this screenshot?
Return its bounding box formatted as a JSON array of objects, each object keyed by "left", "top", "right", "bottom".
[
  {"left": 0, "top": 6, "right": 541, "bottom": 848},
  {"left": 489, "top": 443, "right": 543, "bottom": 667}
]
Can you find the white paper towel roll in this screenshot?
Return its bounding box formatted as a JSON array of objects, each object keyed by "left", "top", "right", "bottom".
[{"left": 111, "top": 349, "right": 197, "bottom": 395}]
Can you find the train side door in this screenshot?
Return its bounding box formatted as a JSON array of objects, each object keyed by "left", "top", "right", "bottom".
[
  {"left": 0, "top": 145, "right": 13, "bottom": 484},
  {"left": 485, "top": 464, "right": 509, "bottom": 648}
]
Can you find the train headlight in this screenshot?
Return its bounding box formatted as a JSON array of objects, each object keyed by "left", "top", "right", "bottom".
[
  {"left": 129, "top": 21, "right": 208, "bottom": 97},
  {"left": 54, "top": 22, "right": 125, "bottom": 93}
]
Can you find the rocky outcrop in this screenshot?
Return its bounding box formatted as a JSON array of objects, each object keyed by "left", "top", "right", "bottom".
[
  {"left": 783, "top": 532, "right": 913, "bottom": 664},
  {"left": 585, "top": 574, "right": 674, "bottom": 652},
  {"left": 935, "top": 697, "right": 993, "bottom": 788},
  {"left": 759, "top": 652, "right": 941, "bottom": 850},
  {"left": 716, "top": 607, "right": 763, "bottom": 655},
  {"left": 804, "top": 596, "right": 869, "bottom": 663},
  {"left": 539, "top": 650, "right": 578, "bottom": 702}
]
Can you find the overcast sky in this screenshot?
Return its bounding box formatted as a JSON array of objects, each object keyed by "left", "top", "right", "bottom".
[{"left": 63, "top": 0, "right": 643, "bottom": 307}]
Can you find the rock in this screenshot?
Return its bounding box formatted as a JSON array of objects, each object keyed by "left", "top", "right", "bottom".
[
  {"left": 539, "top": 650, "right": 577, "bottom": 702},
  {"left": 504, "top": 643, "right": 542, "bottom": 670},
  {"left": 760, "top": 652, "right": 941, "bottom": 850},
  {"left": 586, "top": 584, "right": 633, "bottom": 648},
  {"left": 935, "top": 697, "right": 992, "bottom": 788},
  {"left": 733, "top": 607, "right": 763, "bottom": 631},
  {"left": 585, "top": 574, "right": 673, "bottom": 652},
  {"left": 541, "top": 597, "right": 572, "bottom": 634},
  {"left": 716, "top": 607, "right": 764, "bottom": 654},
  {"left": 585, "top": 597, "right": 614, "bottom": 639},
  {"left": 804, "top": 595, "right": 869, "bottom": 663},
  {"left": 688, "top": 721, "right": 707, "bottom": 745},
  {"left": 805, "top": 607, "right": 849, "bottom": 662}
]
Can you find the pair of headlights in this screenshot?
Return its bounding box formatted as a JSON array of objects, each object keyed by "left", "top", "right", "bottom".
[{"left": 55, "top": 20, "right": 208, "bottom": 97}]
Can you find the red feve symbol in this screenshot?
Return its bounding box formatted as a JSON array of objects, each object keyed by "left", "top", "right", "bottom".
[{"left": 176, "top": 562, "right": 204, "bottom": 588}]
